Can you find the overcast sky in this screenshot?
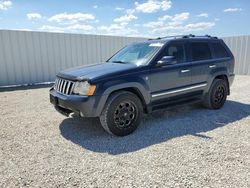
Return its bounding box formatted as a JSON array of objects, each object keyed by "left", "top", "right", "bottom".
[{"left": 0, "top": 0, "right": 249, "bottom": 37}]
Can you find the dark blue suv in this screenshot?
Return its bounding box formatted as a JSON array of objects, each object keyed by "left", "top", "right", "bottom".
[{"left": 50, "top": 34, "right": 235, "bottom": 136}]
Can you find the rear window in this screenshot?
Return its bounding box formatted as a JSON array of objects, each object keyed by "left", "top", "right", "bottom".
[
  {"left": 191, "top": 42, "right": 212, "bottom": 61},
  {"left": 212, "top": 43, "right": 230, "bottom": 58}
]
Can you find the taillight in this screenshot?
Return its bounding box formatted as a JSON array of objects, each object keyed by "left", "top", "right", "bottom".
[
  {"left": 231, "top": 59, "right": 235, "bottom": 71},
  {"left": 232, "top": 59, "right": 235, "bottom": 66}
]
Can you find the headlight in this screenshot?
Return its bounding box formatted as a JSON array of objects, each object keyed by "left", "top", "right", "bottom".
[{"left": 73, "top": 81, "right": 96, "bottom": 96}]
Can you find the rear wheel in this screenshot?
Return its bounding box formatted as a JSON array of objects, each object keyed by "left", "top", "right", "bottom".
[
  {"left": 203, "top": 78, "right": 228, "bottom": 109},
  {"left": 100, "top": 91, "right": 143, "bottom": 136}
]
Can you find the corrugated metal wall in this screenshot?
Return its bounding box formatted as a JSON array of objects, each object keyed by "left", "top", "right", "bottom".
[
  {"left": 223, "top": 35, "right": 250, "bottom": 75},
  {"left": 0, "top": 30, "right": 249, "bottom": 86},
  {"left": 0, "top": 30, "right": 144, "bottom": 86}
]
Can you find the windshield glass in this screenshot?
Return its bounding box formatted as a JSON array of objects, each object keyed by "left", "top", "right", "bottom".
[{"left": 107, "top": 42, "right": 164, "bottom": 66}]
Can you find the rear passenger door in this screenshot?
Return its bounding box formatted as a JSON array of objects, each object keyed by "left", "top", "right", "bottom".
[{"left": 188, "top": 41, "right": 213, "bottom": 86}]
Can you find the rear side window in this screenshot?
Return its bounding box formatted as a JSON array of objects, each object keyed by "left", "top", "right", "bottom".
[
  {"left": 191, "top": 42, "right": 211, "bottom": 61},
  {"left": 212, "top": 43, "right": 230, "bottom": 58}
]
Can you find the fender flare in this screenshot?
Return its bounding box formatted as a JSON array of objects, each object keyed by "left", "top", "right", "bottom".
[
  {"left": 205, "top": 68, "right": 229, "bottom": 93},
  {"left": 95, "top": 82, "right": 150, "bottom": 116}
]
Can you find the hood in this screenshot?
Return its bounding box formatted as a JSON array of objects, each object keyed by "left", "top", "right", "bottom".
[{"left": 57, "top": 62, "right": 137, "bottom": 81}]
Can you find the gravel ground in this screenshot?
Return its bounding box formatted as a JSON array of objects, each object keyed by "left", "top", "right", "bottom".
[{"left": 0, "top": 75, "right": 250, "bottom": 188}]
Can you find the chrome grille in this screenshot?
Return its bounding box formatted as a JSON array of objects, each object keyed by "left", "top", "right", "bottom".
[{"left": 54, "top": 78, "right": 75, "bottom": 95}]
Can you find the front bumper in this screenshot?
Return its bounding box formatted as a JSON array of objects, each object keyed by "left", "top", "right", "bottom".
[{"left": 49, "top": 88, "right": 99, "bottom": 117}]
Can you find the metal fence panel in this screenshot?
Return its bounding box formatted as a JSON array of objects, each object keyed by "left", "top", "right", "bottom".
[
  {"left": 0, "top": 30, "right": 249, "bottom": 87},
  {"left": 223, "top": 35, "right": 250, "bottom": 75},
  {"left": 0, "top": 30, "right": 145, "bottom": 86}
]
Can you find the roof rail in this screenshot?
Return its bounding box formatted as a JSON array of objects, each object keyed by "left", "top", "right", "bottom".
[
  {"left": 148, "top": 34, "right": 218, "bottom": 40},
  {"left": 182, "top": 34, "right": 195, "bottom": 38},
  {"left": 148, "top": 35, "right": 187, "bottom": 40},
  {"left": 187, "top": 34, "right": 218, "bottom": 39}
]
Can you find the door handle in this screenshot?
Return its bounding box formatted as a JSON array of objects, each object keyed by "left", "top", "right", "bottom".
[
  {"left": 209, "top": 65, "right": 216, "bottom": 68},
  {"left": 181, "top": 69, "right": 190, "bottom": 73}
]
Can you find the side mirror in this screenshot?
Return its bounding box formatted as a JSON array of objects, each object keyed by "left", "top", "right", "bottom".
[{"left": 157, "top": 56, "right": 176, "bottom": 66}]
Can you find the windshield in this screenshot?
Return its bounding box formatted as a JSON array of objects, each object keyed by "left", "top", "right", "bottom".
[{"left": 107, "top": 42, "right": 164, "bottom": 66}]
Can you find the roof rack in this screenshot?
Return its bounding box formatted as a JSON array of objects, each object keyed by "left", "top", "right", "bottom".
[
  {"left": 186, "top": 34, "right": 218, "bottom": 39},
  {"left": 148, "top": 35, "right": 187, "bottom": 40},
  {"left": 148, "top": 34, "right": 218, "bottom": 40}
]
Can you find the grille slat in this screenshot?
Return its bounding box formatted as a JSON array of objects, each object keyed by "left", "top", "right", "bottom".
[
  {"left": 63, "top": 82, "right": 68, "bottom": 93},
  {"left": 57, "top": 79, "right": 60, "bottom": 91},
  {"left": 59, "top": 80, "right": 64, "bottom": 93},
  {"left": 70, "top": 82, "right": 75, "bottom": 93},
  {"left": 58, "top": 79, "right": 62, "bottom": 92},
  {"left": 54, "top": 78, "right": 75, "bottom": 95},
  {"left": 60, "top": 81, "right": 64, "bottom": 93},
  {"left": 65, "top": 81, "right": 71, "bottom": 94}
]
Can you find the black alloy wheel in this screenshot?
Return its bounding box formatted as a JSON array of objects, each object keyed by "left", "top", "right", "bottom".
[
  {"left": 100, "top": 91, "right": 143, "bottom": 136},
  {"left": 114, "top": 101, "right": 137, "bottom": 129},
  {"left": 203, "top": 78, "right": 228, "bottom": 109}
]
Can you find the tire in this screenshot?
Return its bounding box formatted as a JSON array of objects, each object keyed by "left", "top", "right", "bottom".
[
  {"left": 100, "top": 91, "right": 143, "bottom": 136},
  {"left": 203, "top": 78, "right": 228, "bottom": 109}
]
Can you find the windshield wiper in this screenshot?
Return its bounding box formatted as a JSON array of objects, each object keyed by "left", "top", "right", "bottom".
[{"left": 111, "top": 61, "right": 128, "bottom": 64}]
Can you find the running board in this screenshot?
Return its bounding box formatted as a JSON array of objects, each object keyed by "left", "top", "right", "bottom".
[{"left": 151, "top": 97, "right": 202, "bottom": 112}]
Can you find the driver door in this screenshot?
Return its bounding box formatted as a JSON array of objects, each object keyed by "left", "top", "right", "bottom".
[{"left": 149, "top": 41, "right": 192, "bottom": 102}]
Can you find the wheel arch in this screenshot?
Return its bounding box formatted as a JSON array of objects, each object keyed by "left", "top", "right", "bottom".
[
  {"left": 109, "top": 87, "right": 148, "bottom": 113},
  {"left": 214, "top": 74, "right": 230, "bottom": 95},
  {"left": 95, "top": 83, "right": 150, "bottom": 116},
  {"left": 207, "top": 69, "right": 230, "bottom": 95}
]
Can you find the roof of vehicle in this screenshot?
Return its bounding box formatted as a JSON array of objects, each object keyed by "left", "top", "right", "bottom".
[{"left": 146, "top": 34, "right": 221, "bottom": 43}]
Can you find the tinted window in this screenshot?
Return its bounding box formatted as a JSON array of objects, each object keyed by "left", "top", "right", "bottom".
[
  {"left": 191, "top": 42, "right": 211, "bottom": 61},
  {"left": 212, "top": 43, "right": 229, "bottom": 58},
  {"left": 163, "top": 43, "right": 185, "bottom": 63}
]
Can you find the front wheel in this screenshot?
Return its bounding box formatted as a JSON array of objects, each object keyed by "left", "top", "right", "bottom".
[
  {"left": 100, "top": 91, "right": 143, "bottom": 136},
  {"left": 203, "top": 79, "right": 228, "bottom": 109}
]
